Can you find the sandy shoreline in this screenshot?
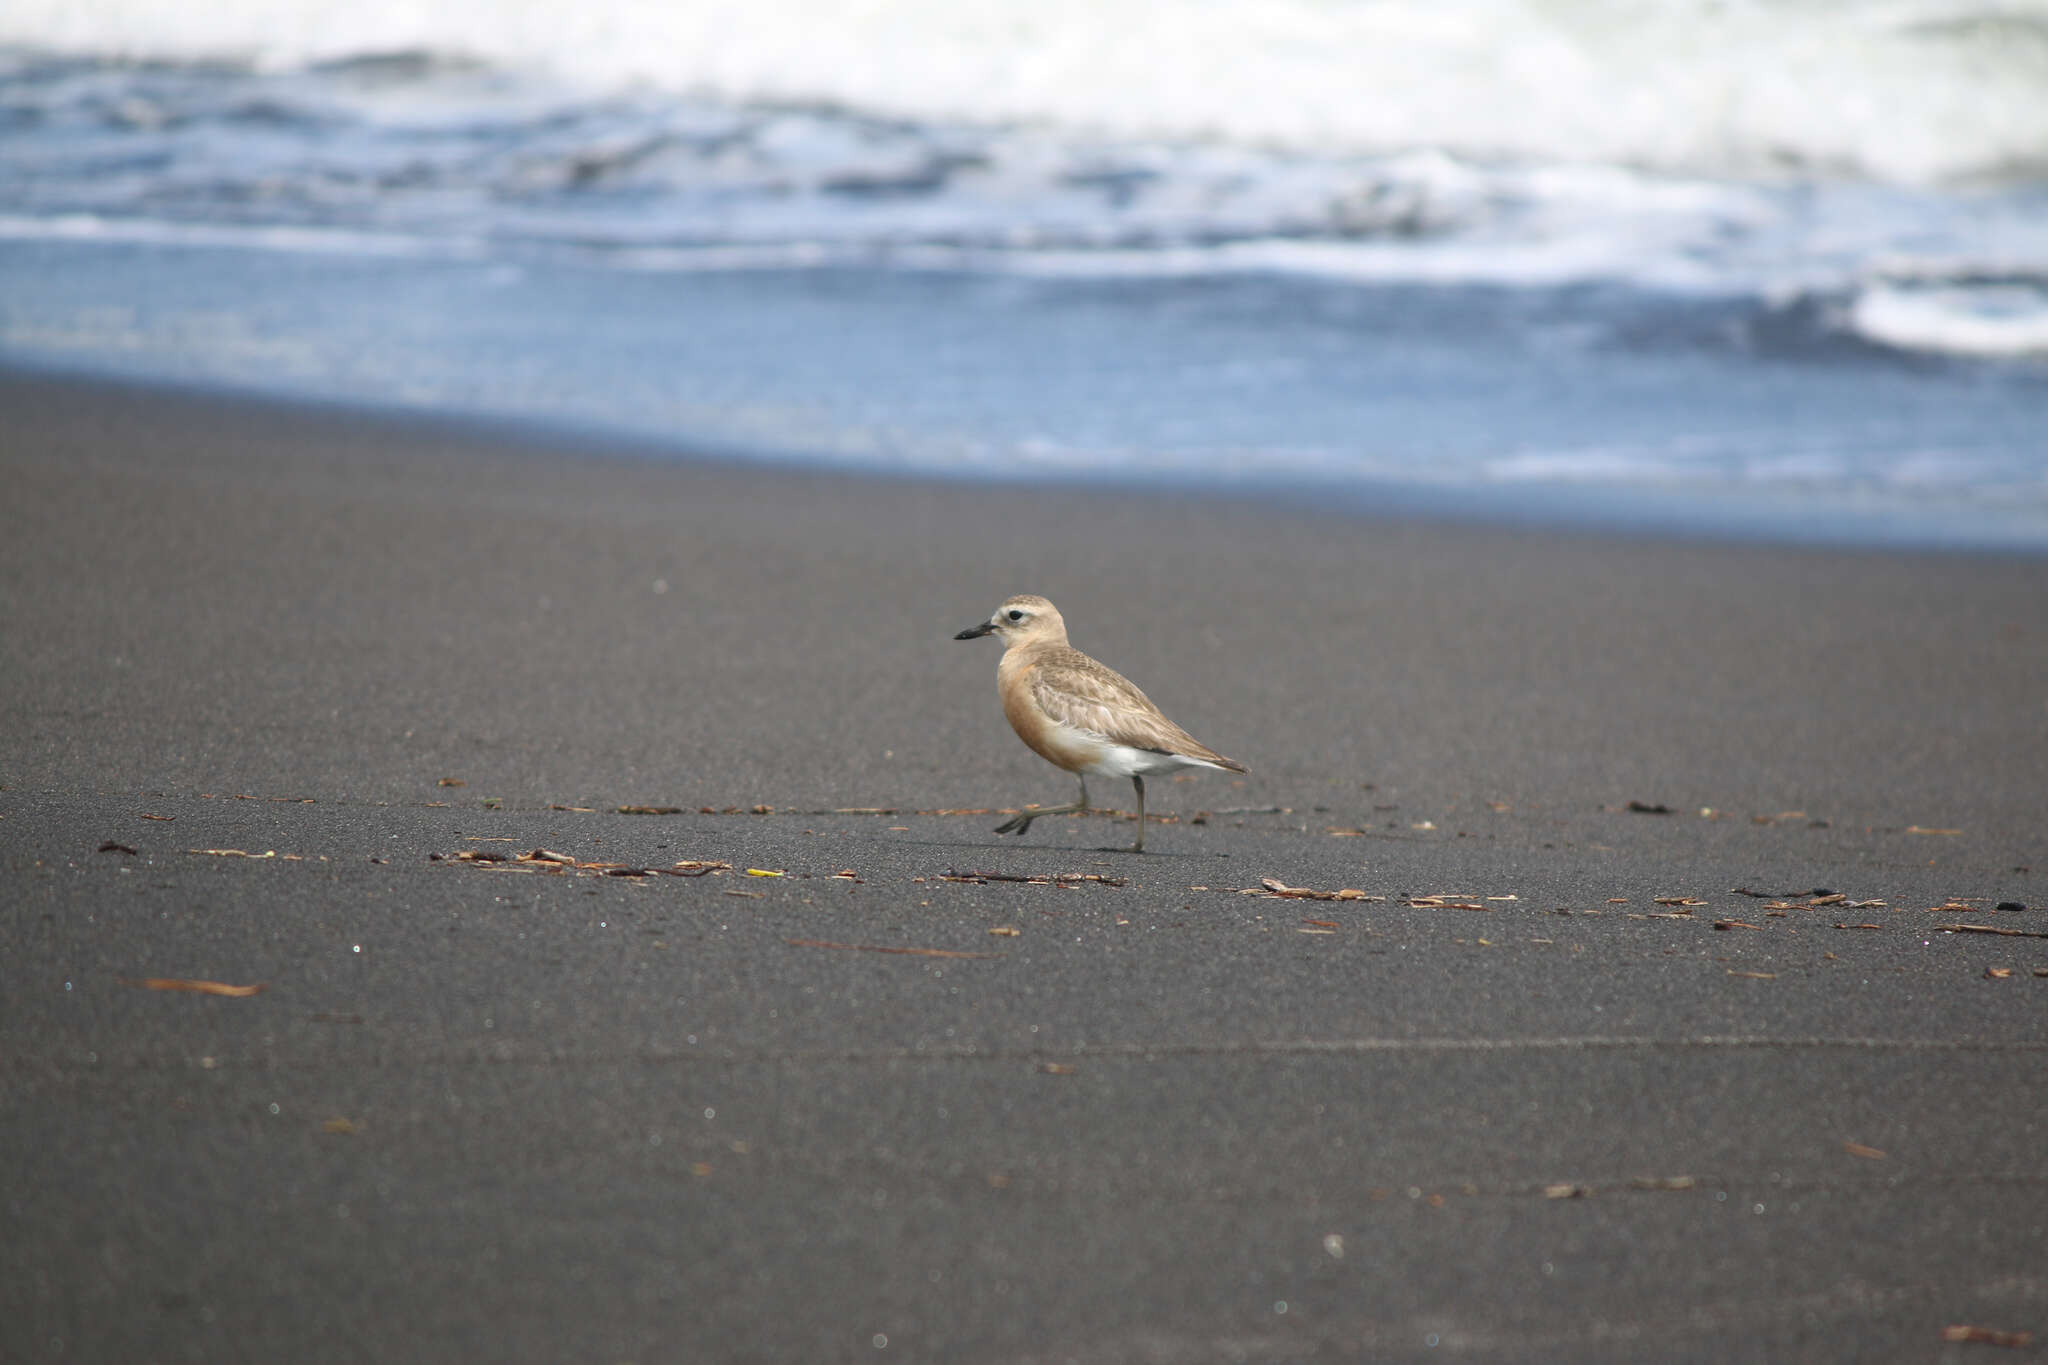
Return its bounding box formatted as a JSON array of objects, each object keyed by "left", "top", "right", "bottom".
[{"left": 5, "top": 367, "right": 2046, "bottom": 1361}]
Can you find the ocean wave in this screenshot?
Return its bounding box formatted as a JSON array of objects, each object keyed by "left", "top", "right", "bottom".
[{"left": 7, "top": 0, "right": 2048, "bottom": 185}]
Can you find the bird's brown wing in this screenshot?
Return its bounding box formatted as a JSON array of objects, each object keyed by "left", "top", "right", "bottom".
[{"left": 1028, "top": 650, "right": 1243, "bottom": 769}]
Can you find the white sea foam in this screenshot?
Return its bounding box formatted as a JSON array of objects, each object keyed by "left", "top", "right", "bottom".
[
  {"left": 6, "top": 0, "right": 2048, "bottom": 186},
  {"left": 1848, "top": 279, "right": 2048, "bottom": 359}
]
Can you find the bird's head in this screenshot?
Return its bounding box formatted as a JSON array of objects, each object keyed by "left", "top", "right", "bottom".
[{"left": 954, "top": 594, "right": 1067, "bottom": 647}]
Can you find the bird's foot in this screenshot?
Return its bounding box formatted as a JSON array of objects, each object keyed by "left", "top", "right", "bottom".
[{"left": 993, "top": 813, "right": 1034, "bottom": 835}]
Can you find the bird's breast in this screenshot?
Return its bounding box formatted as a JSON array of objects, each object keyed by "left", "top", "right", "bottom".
[{"left": 999, "top": 658, "right": 1104, "bottom": 774}]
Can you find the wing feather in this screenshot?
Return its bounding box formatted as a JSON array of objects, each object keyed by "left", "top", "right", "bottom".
[{"left": 1027, "top": 649, "right": 1243, "bottom": 769}]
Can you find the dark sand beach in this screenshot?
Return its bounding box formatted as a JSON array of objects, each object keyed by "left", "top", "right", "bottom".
[{"left": 4, "top": 368, "right": 2046, "bottom": 1362}]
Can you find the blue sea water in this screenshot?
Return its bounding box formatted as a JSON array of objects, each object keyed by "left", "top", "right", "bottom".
[{"left": 3, "top": 4, "right": 2046, "bottom": 547}]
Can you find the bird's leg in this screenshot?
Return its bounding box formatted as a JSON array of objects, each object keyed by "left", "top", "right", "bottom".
[
  {"left": 1130, "top": 774, "right": 1146, "bottom": 853},
  {"left": 993, "top": 774, "right": 1091, "bottom": 836}
]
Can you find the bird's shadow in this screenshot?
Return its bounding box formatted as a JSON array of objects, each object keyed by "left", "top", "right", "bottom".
[{"left": 835, "top": 831, "right": 1232, "bottom": 860}]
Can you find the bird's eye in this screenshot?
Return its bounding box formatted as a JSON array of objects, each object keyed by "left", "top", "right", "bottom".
[{"left": 1006, "top": 609, "right": 1024, "bottom": 621}]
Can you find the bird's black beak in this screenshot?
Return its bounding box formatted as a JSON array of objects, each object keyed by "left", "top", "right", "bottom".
[{"left": 954, "top": 621, "right": 994, "bottom": 640}]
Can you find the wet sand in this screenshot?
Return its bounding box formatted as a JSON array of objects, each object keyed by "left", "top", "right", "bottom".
[{"left": 4, "top": 368, "right": 2045, "bottom": 1362}]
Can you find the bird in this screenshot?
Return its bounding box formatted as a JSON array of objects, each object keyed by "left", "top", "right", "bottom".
[{"left": 953, "top": 594, "right": 1246, "bottom": 852}]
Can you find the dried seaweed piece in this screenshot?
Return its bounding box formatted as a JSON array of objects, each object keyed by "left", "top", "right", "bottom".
[
  {"left": 616, "top": 805, "right": 682, "bottom": 815},
  {"left": 1941, "top": 1325, "right": 2032, "bottom": 1348},
  {"left": 1256, "top": 879, "right": 1380, "bottom": 902},
  {"left": 124, "top": 977, "right": 266, "bottom": 997},
  {"left": 1713, "top": 920, "right": 1764, "bottom": 931},
  {"left": 98, "top": 841, "right": 138, "bottom": 855},
  {"left": 1843, "top": 1142, "right": 1886, "bottom": 1160}
]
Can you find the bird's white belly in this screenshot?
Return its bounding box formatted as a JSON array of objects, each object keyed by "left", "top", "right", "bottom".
[{"left": 1073, "top": 736, "right": 1220, "bottom": 780}]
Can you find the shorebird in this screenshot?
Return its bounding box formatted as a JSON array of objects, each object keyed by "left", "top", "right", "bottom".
[{"left": 953, "top": 594, "right": 1246, "bottom": 852}]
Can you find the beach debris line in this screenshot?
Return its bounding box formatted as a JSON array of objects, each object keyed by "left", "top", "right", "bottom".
[
  {"left": 432, "top": 848, "right": 732, "bottom": 879},
  {"left": 122, "top": 977, "right": 267, "bottom": 997},
  {"left": 784, "top": 937, "right": 1001, "bottom": 960},
  {"left": 940, "top": 869, "right": 1127, "bottom": 888}
]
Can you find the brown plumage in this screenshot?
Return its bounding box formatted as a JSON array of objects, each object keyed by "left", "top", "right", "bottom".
[{"left": 954, "top": 594, "right": 1245, "bottom": 852}]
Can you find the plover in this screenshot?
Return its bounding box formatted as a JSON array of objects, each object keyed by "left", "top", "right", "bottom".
[{"left": 953, "top": 594, "right": 1246, "bottom": 852}]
